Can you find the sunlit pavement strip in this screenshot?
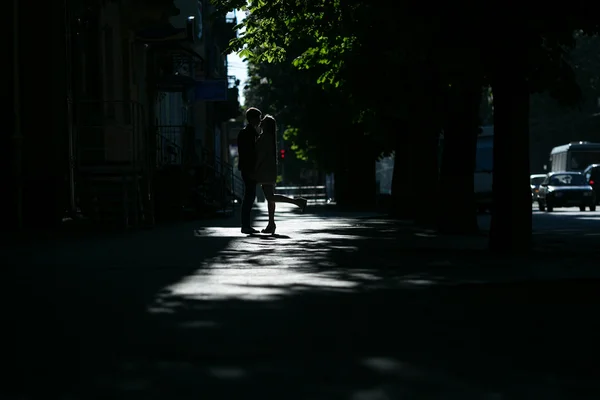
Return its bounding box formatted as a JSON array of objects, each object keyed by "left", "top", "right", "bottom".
[
  {"left": 151, "top": 204, "right": 600, "bottom": 306},
  {"left": 156, "top": 204, "right": 376, "bottom": 302}
]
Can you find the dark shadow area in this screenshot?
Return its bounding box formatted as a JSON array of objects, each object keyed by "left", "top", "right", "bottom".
[
  {"left": 6, "top": 208, "right": 597, "bottom": 398},
  {"left": 134, "top": 280, "right": 600, "bottom": 400},
  {"left": 12, "top": 0, "right": 599, "bottom": 398},
  {"left": 242, "top": 233, "right": 292, "bottom": 239},
  {"left": 3, "top": 216, "right": 241, "bottom": 398}
]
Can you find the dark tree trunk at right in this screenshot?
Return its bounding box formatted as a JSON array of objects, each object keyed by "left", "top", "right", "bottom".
[
  {"left": 390, "top": 70, "right": 442, "bottom": 223},
  {"left": 489, "top": 61, "right": 532, "bottom": 253},
  {"left": 335, "top": 125, "right": 377, "bottom": 210},
  {"left": 408, "top": 73, "right": 442, "bottom": 227},
  {"left": 438, "top": 78, "right": 481, "bottom": 234},
  {"left": 390, "top": 120, "right": 414, "bottom": 219}
]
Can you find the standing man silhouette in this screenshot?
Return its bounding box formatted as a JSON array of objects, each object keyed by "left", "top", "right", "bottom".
[{"left": 237, "top": 107, "right": 262, "bottom": 234}]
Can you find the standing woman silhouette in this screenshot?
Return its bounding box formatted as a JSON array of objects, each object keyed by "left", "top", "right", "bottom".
[{"left": 254, "top": 115, "right": 307, "bottom": 234}]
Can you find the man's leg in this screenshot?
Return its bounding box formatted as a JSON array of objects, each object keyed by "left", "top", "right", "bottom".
[{"left": 241, "top": 172, "right": 257, "bottom": 232}]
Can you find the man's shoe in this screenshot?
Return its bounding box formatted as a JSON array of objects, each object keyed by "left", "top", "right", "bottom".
[{"left": 241, "top": 227, "right": 259, "bottom": 234}]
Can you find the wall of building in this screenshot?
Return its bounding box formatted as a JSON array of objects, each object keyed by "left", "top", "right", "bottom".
[
  {"left": 15, "top": 0, "right": 70, "bottom": 229},
  {"left": 6, "top": 0, "right": 238, "bottom": 232}
]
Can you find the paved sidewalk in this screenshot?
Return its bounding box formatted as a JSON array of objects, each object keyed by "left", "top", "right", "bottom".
[{"left": 4, "top": 204, "right": 600, "bottom": 399}]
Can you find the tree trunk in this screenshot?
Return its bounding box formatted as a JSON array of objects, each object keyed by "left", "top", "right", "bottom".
[
  {"left": 335, "top": 126, "right": 376, "bottom": 210},
  {"left": 390, "top": 81, "right": 442, "bottom": 224},
  {"left": 438, "top": 78, "right": 481, "bottom": 234},
  {"left": 390, "top": 121, "right": 414, "bottom": 219},
  {"left": 410, "top": 71, "right": 443, "bottom": 226},
  {"left": 489, "top": 66, "right": 532, "bottom": 253},
  {"left": 410, "top": 119, "right": 440, "bottom": 227}
]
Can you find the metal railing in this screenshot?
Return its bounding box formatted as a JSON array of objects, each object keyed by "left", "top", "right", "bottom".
[
  {"left": 153, "top": 131, "right": 242, "bottom": 215},
  {"left": 275, "top": 185, "right": 328, "bottom": 203},
  {"left": 155, "top": 125, "right": 185, "bottom": 167},
  {"left": 200, "top": 148, "right": 243, "bottom": 213}
]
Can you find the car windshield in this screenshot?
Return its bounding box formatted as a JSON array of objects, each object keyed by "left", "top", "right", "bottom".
[
  {"left": 549, "top": 174, "right": 586, "bottom": 186},
  {"left": 530, "top": 176, "right": 545, "bottom": 185}
]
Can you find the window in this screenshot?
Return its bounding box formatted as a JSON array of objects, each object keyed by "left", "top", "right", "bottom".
[
  {"left": 559, "top": 153, "right": 566, "bottom": 170},
  {"left": 530, "top": 176, "right": 545, "bottom": 186},
  {"left": 569, "top": 151, "right": 600, "bottom": 171},
  {"left": 549, "top": 173, "right": 586, "bottom": 186}
]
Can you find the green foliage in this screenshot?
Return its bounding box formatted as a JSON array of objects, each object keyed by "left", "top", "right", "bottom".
[
  {"left": 570, "top": 34, "right": 600, "bottom": 106},
  {"left": 282, "top": 127, "right": 308, "bottom": 162},
  {"left": 211, "top": 0, "right": 600, "bottom": 171},
  {"left": 530, "top": 34, "right": 600, "bottom": 144},
  {"left": 244, "top": 51, "right": 355, "bottom": 171},
  {"left": 212, "top": 0, "right": 353, "bottom": 86}
]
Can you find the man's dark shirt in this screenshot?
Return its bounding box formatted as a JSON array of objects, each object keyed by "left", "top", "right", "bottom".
[{"left": 237, "top": 124, "right": 258, "bottom": 173}]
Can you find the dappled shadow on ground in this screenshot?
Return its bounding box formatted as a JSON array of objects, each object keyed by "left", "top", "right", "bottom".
[
  {"left": 3, "top": 220, "right": 238, "bottom": 398},
  {"left": 4, "top": 207, "right": 600, "bottom": 398},
  {"left": 50, "top": 216, "right": 600, "bottom": 397},
  {"left": 130, "top": 280, "right": 600, "bottom": 400}
]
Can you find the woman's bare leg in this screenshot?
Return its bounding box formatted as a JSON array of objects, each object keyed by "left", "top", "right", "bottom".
[
  {"left": 267, "top": 200, "right": 275, "bottom": 224},
  {"left": 262, "top": 184, "right": 305, "bottom": 207}
]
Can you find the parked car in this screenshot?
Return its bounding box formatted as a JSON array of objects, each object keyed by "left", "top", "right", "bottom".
[
  {"left": 583, "top": 164, "right": 600, "bottom": 204},
  {"left": 530, "top": 174, "right": 546, "bottom": 203},
  {"left": 537, "top": 172, "right": 596, "bottom": 212}
]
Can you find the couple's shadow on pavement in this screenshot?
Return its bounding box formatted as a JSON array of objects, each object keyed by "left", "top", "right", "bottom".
[{"left": 247, "top": 233, "right": 291, "bottom": 240}]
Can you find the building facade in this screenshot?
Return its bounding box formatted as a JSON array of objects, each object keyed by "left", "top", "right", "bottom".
[{"left": 6, "top": 0, "right": 241, "bottom": 233}]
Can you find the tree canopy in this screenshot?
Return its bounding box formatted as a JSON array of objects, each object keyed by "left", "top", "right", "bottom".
[{"left": 213, "top": 0, "right": 600, "bottom": 167}]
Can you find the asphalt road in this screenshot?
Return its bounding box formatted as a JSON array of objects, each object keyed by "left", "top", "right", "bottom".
[
  {"left": 478, "top": 203, "right": 600, "bottom": 240},
  {"left": 4, "top": 204, "right": 600, "bottom": 399},
  {"left": 531, "top": 205, "right": 599, "bottom": 232}
]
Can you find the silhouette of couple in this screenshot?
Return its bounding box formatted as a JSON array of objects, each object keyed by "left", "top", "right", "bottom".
[{"left": 237, "top": 107, "right": 307, "bottom": 234}]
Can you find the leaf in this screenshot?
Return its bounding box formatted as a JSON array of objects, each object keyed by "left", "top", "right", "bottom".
[{"left": 238, "top": 48, "right": 253, "bottom": 59}]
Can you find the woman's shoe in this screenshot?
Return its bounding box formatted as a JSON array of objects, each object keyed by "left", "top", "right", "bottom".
[
  {"left": 297, "top": 197, "right": 308, "bottom": 213},
  {"left": 261, "top": 223, "right": 276, "bottom": 234}
]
